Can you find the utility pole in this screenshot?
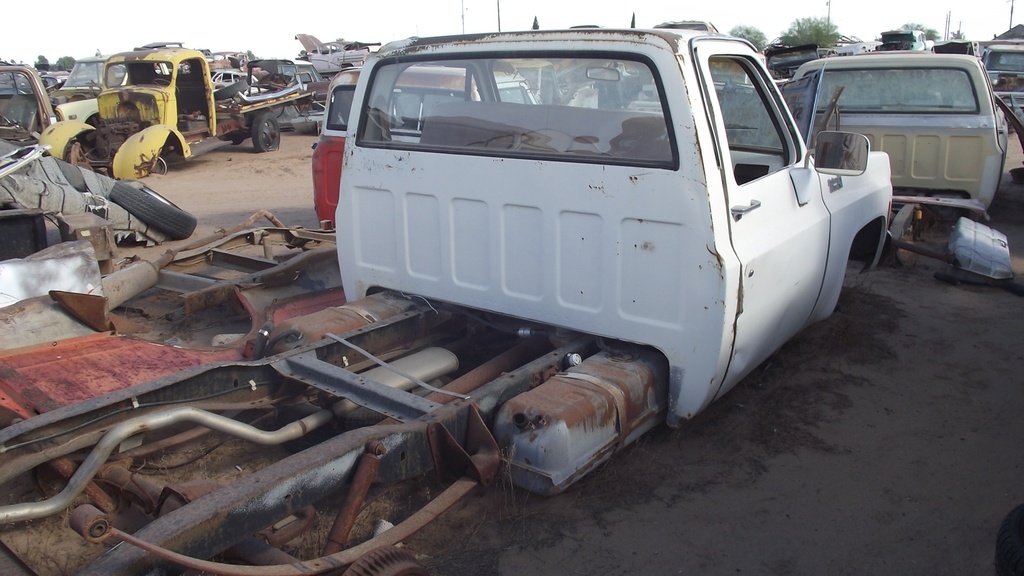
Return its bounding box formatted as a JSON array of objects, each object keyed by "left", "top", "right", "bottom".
[
  {"left": 826, "top": 0, "right": 831, "bottom": 27},
  {"left": 461, "top": 0, "right": 465, "bottom": 34},
  {"left": 497, "top": 0, "right": 502, "bottom": 32},
  {"left": 1012, "top": 0, "right": 1016, "bottom": 30}
]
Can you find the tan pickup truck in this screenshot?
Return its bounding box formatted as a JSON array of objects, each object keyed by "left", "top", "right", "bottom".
[{"left": 790, "top": 52, "right": 1008, "bottom": 208}]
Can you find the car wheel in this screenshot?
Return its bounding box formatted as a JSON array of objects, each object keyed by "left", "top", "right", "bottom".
[
  {"left": 997, "top": 503, "right": 1024, "bottom": 576},
  {"left": 251, "top": 113, "right": 280, "bottom": 153},
  {"left": 109, "top": 181, "right": 197, "bottom": 240}
]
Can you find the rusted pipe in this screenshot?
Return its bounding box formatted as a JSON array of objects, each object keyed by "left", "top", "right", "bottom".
[
  {"left": 45, "top": 457, "right": 117, "bottom": 513},
  {"left": 0, "top": 406, "right": 336, "bottom": 524},
  {"left": 891, "top": 238, "right": 956, "bottom": 263},
  {"left": 322, "top": 446, "right": 384, "bottom": 555},
  {"left": 100, "top": 259, "right": 160, "bottom": 311},
  {"left": 178, "top": 210, "right": 286, "bottom": 252}
]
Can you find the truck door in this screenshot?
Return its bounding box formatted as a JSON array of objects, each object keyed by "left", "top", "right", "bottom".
[{"left": 694, "top": 47, "right": 832, "bottom": 399}]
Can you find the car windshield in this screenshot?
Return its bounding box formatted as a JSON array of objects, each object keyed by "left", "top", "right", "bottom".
[
  {"left": 0, "top": 71, "right": 35, "bottom": 95},
  {"left": 986, "top": 51, "right": 1024, "bottom": 73},
  {"left": 818, "top": 67, "right": 979, "bottom": 114},
  {"left": 358, "top": 56, "right": 672, "bottom": 167},
  {"left": 65, "top": 61, "right": 104, "bottom": 88}
]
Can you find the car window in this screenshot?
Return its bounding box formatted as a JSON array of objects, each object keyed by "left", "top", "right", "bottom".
[
  {"left": 358, "top": 57, "right": 673, "bottom": 167},
  {"left": 707, "top": 56, "right": 788, "bottom": 162},
  {"left": 818, "top": 67, "right": 979, "bottom": 113},
  {"left": 326, "top": 84, "right": 356, "bottom": 131}
]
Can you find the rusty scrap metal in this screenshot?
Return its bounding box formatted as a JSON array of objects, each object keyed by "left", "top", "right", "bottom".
[
  {"left": 42, "top": 457, "right": 117, "bottom": 513},
  {"left": 258, "top": 506, "right": 317, "bottom": 547},
  {"left": 70, "top": 476, "right": 479, "bottom": 575}
]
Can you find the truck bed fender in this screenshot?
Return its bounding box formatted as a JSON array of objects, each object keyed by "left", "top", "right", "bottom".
[
  {"left": 38, "top": 121, "right": 94, "bottom": 161},
  {"left": 112, "top": 125, "right": 191, "bottom": 179}
]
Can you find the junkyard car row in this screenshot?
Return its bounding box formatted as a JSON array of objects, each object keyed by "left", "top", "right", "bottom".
[{"left": 0, "top": 26, "right": 1022, "bottom": 575}]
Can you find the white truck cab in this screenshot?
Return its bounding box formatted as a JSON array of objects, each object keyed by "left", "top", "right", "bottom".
[{"left": 337, "top": 30, "right": 891, "bottom": 433}]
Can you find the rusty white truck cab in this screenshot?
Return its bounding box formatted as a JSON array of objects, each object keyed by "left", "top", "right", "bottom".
[{"left": 337, "top": 29, "right": 890, "bottom": 490}]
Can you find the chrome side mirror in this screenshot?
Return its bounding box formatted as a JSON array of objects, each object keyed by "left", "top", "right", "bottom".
[{"left": 814, "top": 131, "right": 869, "bottom": 176}]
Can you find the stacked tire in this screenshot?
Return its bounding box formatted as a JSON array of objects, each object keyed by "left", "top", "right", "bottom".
[{"left": 997, "top": 504, "right": 1024, "bottom": 576}]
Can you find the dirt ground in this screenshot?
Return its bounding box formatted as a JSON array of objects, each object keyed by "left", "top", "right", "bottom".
[{"left": 134, "top": 133, "right": 1024, "bottom": 576}]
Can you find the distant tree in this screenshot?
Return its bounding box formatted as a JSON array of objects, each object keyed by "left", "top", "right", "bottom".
[
  {"left": 900, "top": 22, "right": 940, "bottom": 41},
  {"left": 730, "top": 25, "right": 768, "bottom": 51},
  {"left": 631, "top": 12, "right": 636, "bottom": 29},
  {"left": 950, "top": 30, "right": 966, "bottom": 40},
  {"left": 246, "top": 50, "right": 257, "bottom": 62},
  {"left": 532, "top": 16, "right": 540, "bottom": 30},
  {"left": 779, "top": 17, "right": 841, "bottom": 47},
  {"left": 55, "top": 56, "right": 76, "bottom": 71},
  {"left": 297, "top": 49, "right": 308, "bottom": 60},
  {"left": 35, "top": 55, "right": 49, "bottom": 66}
]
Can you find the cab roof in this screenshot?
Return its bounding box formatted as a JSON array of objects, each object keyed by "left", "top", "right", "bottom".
[
  {"left": 374, "top": 28, "right": 725, "bottom": 59},
  {"left": 107, "top": 46, "right": 207, "bottom": 64}
]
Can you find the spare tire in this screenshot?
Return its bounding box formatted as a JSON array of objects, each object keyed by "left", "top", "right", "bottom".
[
  {"left": 213, "top": 79, "right": 249, "bottom": 101},
  {"left": 109, "top": 181, "right": 197, "bottom": 240},
  {"left": 997, "top": 503, "right": 1024, "bottom": 576}
]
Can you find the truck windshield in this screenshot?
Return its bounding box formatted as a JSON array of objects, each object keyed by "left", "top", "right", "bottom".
[
  {"left": 116, "top": 61, "right": 173, "bottom": 86},
  {"left": 817, "top": 67, "right": 979, "bottom": 114},
  {"left": 357, "top": 56, "right": 673, "bottom": 167}
]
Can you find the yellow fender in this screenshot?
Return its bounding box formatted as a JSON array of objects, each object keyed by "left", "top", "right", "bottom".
[
  {"left": 112, "top": 125, "right": 191, "bottom": 179},
  {"left": 38, "top": 121, "right": 94, "bottom": 161}
]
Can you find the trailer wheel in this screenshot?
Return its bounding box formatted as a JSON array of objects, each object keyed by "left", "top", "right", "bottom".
[
  {"left": 997, "top": 503, "right": 1024, "bottom": 576},
  {"left": 109, "top": 181, "right": 197, "bottom": 240},
  {"left": 251, "top": 113, "right": 280, "bottom": 153},
  {"left": 341, "top": 546, "right": 428, "bottom": 576}
]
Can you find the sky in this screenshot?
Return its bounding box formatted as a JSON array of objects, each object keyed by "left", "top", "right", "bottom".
[{"left": 2, "top": 0, "right": 1017, "bottom": 66}]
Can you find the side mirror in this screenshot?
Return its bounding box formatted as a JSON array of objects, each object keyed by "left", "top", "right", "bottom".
[{"left": 813, "top": 131, "right": 869, "bottom": 176}]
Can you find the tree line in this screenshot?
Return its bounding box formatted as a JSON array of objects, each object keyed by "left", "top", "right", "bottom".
[{"left": 729, "top": 18, "right": 946, "bottom": 51}]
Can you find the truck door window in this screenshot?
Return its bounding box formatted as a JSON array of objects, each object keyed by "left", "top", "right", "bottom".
[
  {"left": 707, "top": 56, "right": 789, "bottom": 184},
  {"left": 358, "top": 56, "right": 674, "bottom": 168}
]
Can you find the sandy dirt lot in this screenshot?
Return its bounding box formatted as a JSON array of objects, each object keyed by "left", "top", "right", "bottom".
[{"left": 135, "top": 132, "right": 1024, "bottom": 576}]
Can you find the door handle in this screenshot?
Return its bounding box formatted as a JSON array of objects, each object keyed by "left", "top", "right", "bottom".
[{"left": 730, "top": 199, "right": 762, "bottom": 221}]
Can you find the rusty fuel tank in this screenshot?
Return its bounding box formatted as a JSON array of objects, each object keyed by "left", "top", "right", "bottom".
[{"left": 492, "top": 346, "right": 668, "bottom": 496}]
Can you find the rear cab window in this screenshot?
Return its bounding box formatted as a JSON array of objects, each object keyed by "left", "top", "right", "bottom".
[
  {"left": 356, "top": 55, "right": 675, "bottom": 168},
  {"left": 817, "top": 67, "right": 980, "bottom": 114}
]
